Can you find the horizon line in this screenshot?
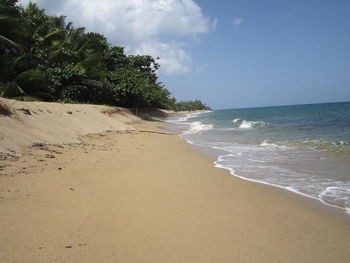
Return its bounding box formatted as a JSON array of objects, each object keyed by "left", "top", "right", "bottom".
[{"left": 214, "top": 100, "right": 350, "bottom": 111}]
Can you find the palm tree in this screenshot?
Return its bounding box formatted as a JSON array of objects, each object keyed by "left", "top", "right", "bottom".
[
  {"left": 0, "top": 0, "right": 23, "bottom": 51},
  {"left": 0, "top": 2, "right": 61, "bottom": 99}
]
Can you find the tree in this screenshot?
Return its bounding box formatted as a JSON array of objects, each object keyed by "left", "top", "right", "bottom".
[
  {"left": 0, "top": 0, "right": 23, "bottom": 51},
  {"left": 0, "top": 0, "right": 210, "bottom": 110}
]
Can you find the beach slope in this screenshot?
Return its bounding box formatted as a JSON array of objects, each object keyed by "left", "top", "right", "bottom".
[{"left": 1, "top": 100, "right": 350, "bottom": 262}]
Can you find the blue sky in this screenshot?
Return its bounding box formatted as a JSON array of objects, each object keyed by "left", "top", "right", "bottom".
[
  {"left": 20, "top": 0, "right": 350, "bottom": 109},
  {"left": 163, "top": 0, "right": 350, "bottom": 109}
]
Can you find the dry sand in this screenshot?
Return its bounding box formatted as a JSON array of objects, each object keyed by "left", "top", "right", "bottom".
[
  {"left": 0, "top": 98, "right": 139, "bottom": 156},
  {"left": 1, "top": 100, "right": 350, "bottom": 262}
]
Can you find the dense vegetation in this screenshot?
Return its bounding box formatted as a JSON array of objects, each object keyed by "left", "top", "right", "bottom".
[
  {"left": 171, "top": 100, "right": 210, "bottom": 111},
  {"left": 0, "top": 0, "right": 210, "bottom": 111}
]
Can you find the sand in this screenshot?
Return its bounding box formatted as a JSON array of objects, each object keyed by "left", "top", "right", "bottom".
[
  {"left": 1, "top": 100, "right": 350, "bottom": 262},
  {"left": 0, "top": 98, "right": 140, "bottom": 156}
]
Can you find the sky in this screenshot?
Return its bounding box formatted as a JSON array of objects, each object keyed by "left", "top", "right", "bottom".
[{"left": 19, "top": 0, "right": 350, "bottom": 109}]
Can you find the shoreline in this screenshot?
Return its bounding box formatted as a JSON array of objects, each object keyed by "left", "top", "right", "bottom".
[
  {"left": 182, "top": 137, "right": 350, "bottom": 222},
  {"left": 1, "top": 119, "right": 350, "bottom": 262},
  {"left": 165, "top": 111, "right": 350, "bottom": 220}
]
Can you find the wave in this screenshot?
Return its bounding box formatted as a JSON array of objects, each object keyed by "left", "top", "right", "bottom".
[
  {"left": 165, "top": 111, "right": 212, "bottom": 125},
  {"left": 164, "top": 114, "right": 195, "bottom": 124},
  {"left": 257, "top": 139, "right": 350, "bottom": 153},
  {"left": 183, "top": 121, "right": 214, "bottom": 135},
  {"left": 214, "top": 153, "right": 350, "bottom": 215},
  {"left": 232, "top": 118, "right": 270, "bottom": 129},
  {"left": 260, "top": 140, "right": 279, "bottom": 147},
  {"left": 283, "top": 139, "right": 350, "bottom": 154},
  {"left": 319, "top": 186, "right": 350, "bottom": 213},
  {"left": 232, "top": 118, "right": 240, "bottom": 124},
  {"left": 306, "top": 140, "right": 350, "bottom": 154}
]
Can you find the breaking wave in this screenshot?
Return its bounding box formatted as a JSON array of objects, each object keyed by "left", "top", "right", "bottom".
[
  {"left": 232, "top": 118, "right": 270, "bottom": 129},
  {"left": 183, "top": 121, "right": 214, "bottom": 135}
]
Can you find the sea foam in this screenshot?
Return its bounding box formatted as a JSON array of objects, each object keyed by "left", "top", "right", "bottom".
[
  {"left": 183, "top": 121, "right": 213, "bottom": 135},
  {"left": 260, "top": 140, "right": 279, "bottom": 147},
  {"left": 319, "top": 186, "right": 350, "bottom": 211},
  {"left": 232, "top": 118, "right": 269, "bottom": 129}
]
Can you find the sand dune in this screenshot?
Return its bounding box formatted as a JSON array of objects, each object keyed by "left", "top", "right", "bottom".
[{"left": 0, "top": 98, "right": 140, "bottom": 156}]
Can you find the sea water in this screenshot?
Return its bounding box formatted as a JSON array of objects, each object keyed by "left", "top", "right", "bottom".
[{"left": 165, "top": 102, "right": 350, "bottom": 214}]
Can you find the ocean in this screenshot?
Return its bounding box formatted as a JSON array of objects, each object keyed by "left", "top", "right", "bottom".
[{"left": 165, "top": 102, "right": 350, "bottom": 215}]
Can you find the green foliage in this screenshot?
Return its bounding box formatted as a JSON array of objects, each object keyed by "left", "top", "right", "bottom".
[
  {"left": 170, "top": 100, "right": 211, "bottom": 111},
  {"left": 0, "top": 0, "right": 210, "bottom": 110},
  {"left": 0, "top": 0, "right": 23, "bottom": 51}
]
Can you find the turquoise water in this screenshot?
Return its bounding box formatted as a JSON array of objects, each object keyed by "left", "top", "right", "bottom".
[{"left": 166, "top": 102, "right": 350, "bottom": 214}]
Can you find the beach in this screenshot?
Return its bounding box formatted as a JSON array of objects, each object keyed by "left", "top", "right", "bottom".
[
  {"left": 1, "top": 101, "right": 350, "bottom": 262},
  {"left": 2, "top": 0, "right": 350, "bottom": 261}
]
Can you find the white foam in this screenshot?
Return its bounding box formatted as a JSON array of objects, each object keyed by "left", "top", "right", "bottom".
[
  {"left": 248, "top": 158, "right": 266, "bottom": 163},
  {"left": 232, "top": 118, "right": 241, "bottom": 124},
  {"left": 239, "top": 120, "right": 252, "bottom": 129},
  {"left": 164, "top": 114, "right": 194, "bottom": 124},
  {"left": 177, "top": 116, "right": 191, "bottom": 122},
  {"left": 260, "top": 140, "right": 278, "bottom": 147},
  {"left": 319, "top": 186, "right": 350, "bottom": 210},
  {"left": 238, "top": 120, "right": 268, "bottom": 129},
  {"left": 183, "top": 121, "right": 214, "bottom": 135},
  {"left": 165, "top": 111, "right": 210, "bottom": 124},
  {"left": 214, "top": 152, "right": 350, "bottom": 215}
]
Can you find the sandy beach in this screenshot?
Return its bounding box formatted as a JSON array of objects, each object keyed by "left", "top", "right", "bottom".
[{"left": 1, "top": 101, "right": 350, "bottom": 262}]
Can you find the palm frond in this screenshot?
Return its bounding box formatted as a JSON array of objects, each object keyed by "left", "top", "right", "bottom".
[
  {"left": 0, "top": 34, "right": 22, "bottom": 50},
  {"left": 43, "top": 28, "right": 66, "bottom": 41}
]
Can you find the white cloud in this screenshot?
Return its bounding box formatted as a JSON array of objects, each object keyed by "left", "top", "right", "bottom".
[
  {"left": 135, "top": 41, "right": 192, "bottom": 75},
  {"left": 19, "top": 0, "right": 215, "bottom": 75},
  {"left": 232, "top": 17, "right": 243, "bottom": 27}
]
